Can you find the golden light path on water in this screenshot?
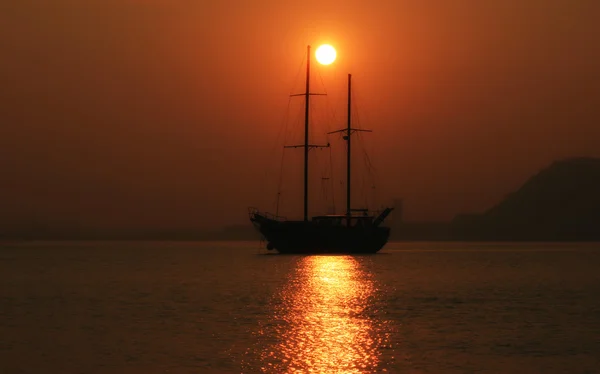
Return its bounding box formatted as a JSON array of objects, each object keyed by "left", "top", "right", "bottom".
[{"left": 258, "top": 256, "right": 389, "bottom": 373}]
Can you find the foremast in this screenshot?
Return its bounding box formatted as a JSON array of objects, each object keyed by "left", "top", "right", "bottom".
[{"left": 329, "top": 74, "right": 372, "bottom": 226}]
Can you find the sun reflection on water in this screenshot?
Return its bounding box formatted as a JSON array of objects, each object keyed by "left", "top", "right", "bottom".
[{"left": 259, "top": 256, "right": 386, "bottom": 373}]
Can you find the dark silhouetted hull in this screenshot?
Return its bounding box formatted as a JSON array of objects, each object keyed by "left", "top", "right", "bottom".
[{"left": 250, "top": 214, "right": 390, "bottom": 254}]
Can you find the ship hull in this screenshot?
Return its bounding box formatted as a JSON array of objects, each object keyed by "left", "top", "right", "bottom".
[{"left": 250, "top": 214, "right": 390, "bottom": 254}]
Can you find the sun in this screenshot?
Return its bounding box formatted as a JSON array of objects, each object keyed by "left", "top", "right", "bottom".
[{"left": 315, "top": 44, "right": 336, "bottom": 65}]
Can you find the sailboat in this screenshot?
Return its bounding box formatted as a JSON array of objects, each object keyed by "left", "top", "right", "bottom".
[{"left": 249, "top": 45, "right": 394, "bottom": 254}]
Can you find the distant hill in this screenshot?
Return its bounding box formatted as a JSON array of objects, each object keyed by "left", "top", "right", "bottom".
[{"left": 451, "top": 157, "right": 600, "bottom": 241}]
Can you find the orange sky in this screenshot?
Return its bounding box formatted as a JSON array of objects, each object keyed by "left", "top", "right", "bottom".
[{"left": 1, "top": 0, "right": 599, "bottom": 231}]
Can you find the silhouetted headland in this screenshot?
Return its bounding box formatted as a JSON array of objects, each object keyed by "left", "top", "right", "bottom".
[
  {"left": 449, "top": 157, "right": 600, "bottom": 241},
  {"left": 393, "top": 157, "right": 600, "bottom": 241}
]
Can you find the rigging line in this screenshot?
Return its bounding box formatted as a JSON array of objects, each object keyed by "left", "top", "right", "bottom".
[
  {"left": 353, "top": 113, "right": 375, "bottom": 184},
  {"left": 353, "top": 80, "right": 370, "bottom": 133},
  {"left": 317, "top": 68, "right": 338, "bottom": 131},
  {"left": 320, "top": 171, "right": 330, "bottom": 212},
  {"left": 290, "top": 52, "right": 307, "bottom": 96},
  {"left": 273, "top": 54, "right": 306, "bottom": 214},
  {"left": 354, "top": 132, "right": 378, "bottom": 207},
  {"left": 261, "top": 50, "right": 306, "bottom": 199},
  {"left": 285, "top": 52, "right": 310, "bottom": 146},
  {"left": 372, "top": 184, "right": 378, "bottom": 209},
  {"left": 275, "top": 146, "right": 287, "bottom": 215},
  {"left": 361, "top": 174, "right": 369, "bottom": 208},
  {"left": 363, "top": 142, "right": 378, "bottom": 177},
  {"left": 272, "top": 96, "right": 293, "bottom": 163},
  {"left": 351, "top": 84, "right": 378, "bottom": 188},
  {"left": 313, "top": 144, "right": 328, "bottom": 212},
  {"left": 287, "top": 97, "right": 305, "bottom": 147},
  {"left": 353, "top": 87, "right": 378, "bottom": 183},
  {"left": 350, "top": 80, "right": 361, "bottom": 129},
  {"left": 363, "top": 145, "right": 378, "bottom": 192},
  {"left": 260, "top": 96, "right": 293, "bottom": 205},
  {"left": 272, "top": 51, "right": 307, "bottom": 179},
  {"left": 357, "top": 130, "right": 378, "bottom": 174},
  {"left": 320, "top": 179, "right": 327, "bottom": 209},
  {"left": 322, "top": 149, "right": 331, "bottom": 212},
  {"left": 328, "top": 142, "right": 336, "bottom": 213},
  {"left": 279, "top": 101, "right": 305, "bottom": 212}
]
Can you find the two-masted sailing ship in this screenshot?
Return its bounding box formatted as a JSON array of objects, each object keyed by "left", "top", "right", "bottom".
[{"left": 249, "top": 45, "right": 393, "bottom": 254}]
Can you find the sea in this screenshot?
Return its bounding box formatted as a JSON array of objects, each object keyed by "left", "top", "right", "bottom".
[{"left": 1, "top": 241, "right": 600, "bottom": 373}]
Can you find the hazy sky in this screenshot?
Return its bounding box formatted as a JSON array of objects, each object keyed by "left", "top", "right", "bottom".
[{"left": 1, "top": 0, "right": 599, "bottom": 230}]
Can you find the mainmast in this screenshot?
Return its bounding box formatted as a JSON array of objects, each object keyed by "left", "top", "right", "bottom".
[
  {"left": 285, "top": 45, "right": 329, "bottom": 221},
  {"left": 303, "top": 45, "right": 310, "bottom": 222},
  {"left": 346, "top": 74, "right": 352, "bottom": 224}
]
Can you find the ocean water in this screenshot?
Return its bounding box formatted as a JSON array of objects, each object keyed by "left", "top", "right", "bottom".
[{"left": 1, "top": 241, "right": 600, "bottom": 373}]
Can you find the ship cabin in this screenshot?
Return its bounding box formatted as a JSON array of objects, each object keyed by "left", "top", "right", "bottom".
[{"left": 312, "top": 209, "right": 374, "bottom": 228}]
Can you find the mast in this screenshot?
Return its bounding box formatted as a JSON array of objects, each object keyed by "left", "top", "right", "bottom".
[
  {"left": 285, "top": 46, "right": 329, "bottom": 221},
  {"left": 346, "top": 74, "right": 352, "bottom": 225},
  {"left": 328, "top": 74, "right": 372, "bottom": 226},
  {"left": 304, "top": 45, "right": 310, "bottom": 222}
]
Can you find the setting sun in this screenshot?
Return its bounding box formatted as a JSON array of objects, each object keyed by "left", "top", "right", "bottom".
[{"left": 315, "top": 44, "right": 336, "bottom": 65}]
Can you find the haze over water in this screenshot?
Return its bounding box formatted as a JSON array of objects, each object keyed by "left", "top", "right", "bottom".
[{"left": 1, "top": 241, "right": 599, "bottom": 373}]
